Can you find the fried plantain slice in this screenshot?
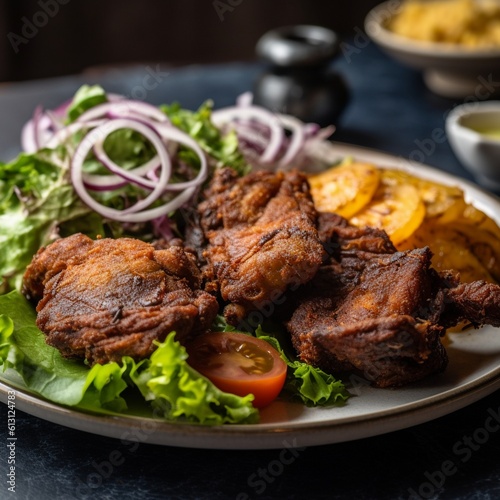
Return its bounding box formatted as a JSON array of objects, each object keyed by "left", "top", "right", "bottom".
[
  {"left": 309, "top": 161, "right": 380, "bottom": 218},
  {"left": 397, "top": 220, "right": 495, "bottom": 284},
  {"left": 349, "top": 170, "right": 425, "bottom": 245}
]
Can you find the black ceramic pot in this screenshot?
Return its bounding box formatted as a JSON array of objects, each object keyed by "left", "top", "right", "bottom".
[{"left": 253, "top": 25, "right": 350, "bottom": 127}]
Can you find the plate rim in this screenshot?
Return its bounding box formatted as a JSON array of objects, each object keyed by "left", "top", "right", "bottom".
[
  {"left": 2, "top": 141, "right": 500, "bottom": 449},
  {"left": 2, "top": 361, "right": 500, "bottom": 450}
]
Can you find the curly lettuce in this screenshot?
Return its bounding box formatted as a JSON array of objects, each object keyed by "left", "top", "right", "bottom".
[
  {"left": 0, "top": 290, "right": 128, "bottom": 412},
  {"left": 0, "top": 149, "right": 103, "bottom": 293}
]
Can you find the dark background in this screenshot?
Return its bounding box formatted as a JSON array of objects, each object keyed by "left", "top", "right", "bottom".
[{"left": 0, "top": 0, "right": 381, "bottom": 82}]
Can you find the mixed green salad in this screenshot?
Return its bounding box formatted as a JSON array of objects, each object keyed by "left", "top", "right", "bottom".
[{"left": 0, "top": 85, "right": 347, "bottom": 425}]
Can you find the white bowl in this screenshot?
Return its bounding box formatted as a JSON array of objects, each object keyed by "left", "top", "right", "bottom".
[
  {"left": 364, "top": 1, "right": 500, "bottom": 98},
  {"left": 446, "top": 101, "right": 500, "bottom": 190}
]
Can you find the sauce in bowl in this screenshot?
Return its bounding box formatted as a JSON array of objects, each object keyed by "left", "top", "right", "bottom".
[{"left": 467, "top": 126, "right": 500, "bottom": 141}]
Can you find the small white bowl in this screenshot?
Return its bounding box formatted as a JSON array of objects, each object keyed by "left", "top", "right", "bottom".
[
  {"left": 364, "top": 1, "right": 500, "bottom": 98},
  {"left": 446, "top": 101, "right": 500, "bottom": 191}
]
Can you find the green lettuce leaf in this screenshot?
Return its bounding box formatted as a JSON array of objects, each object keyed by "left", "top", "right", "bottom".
[
  {"left": 66, "top": 84, "right": 108, "bottom": 123},
  {"left": 101, "top": 128, "right": 156, "bottom": 170},
  {"left": 0, "top": 291, "right": 258, "bottom": 424},
  {"left": 161, "top": 101, "right": 250, "bottom": 176},
  {"left": 0, "top": 149, "right": 104, "bottom": 293}
]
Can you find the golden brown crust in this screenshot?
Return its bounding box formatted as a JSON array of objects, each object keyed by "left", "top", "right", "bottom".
[
  {"left": 24, "top": 234, "right": 219, "bottom": 365},
  {"left": 195, "top": 168, "right": 325, "bottom": 325},
  {"left": 288, "top": 212, "right": 500, "bottom": 388}
]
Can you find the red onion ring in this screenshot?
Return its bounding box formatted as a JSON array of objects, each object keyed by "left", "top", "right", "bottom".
[
  {"left": 275, "top": 115, "right": 305, "bottom": 167},
  {"left": 211, "top": 106, "right": 285, "bottom": 164},
  {"left": 153, "top": 123, "right": 209, "bottom": 191},
  {"left": 71, "top": 118, "right": 206, "bottom": 223},
  {"left": 211, "top": 97, "right": 335, "bottom": 169},
  {"left": 72, "top": 119, "right": 172, "bottom": 222},
  {"left": 45, "top": 120, "right": 106, "bottom": 149},
  {"left": 83, "top": 154, "right": 160, "bottom": 191},
  {"left": 21, "top": 106, "right": 57, "bottom": 153},
  {"left": 77, "top": 101, "right": 169, "bottom": 124},
  {"left": 85, "top": 121, "right": 208, "bottom": 193}
]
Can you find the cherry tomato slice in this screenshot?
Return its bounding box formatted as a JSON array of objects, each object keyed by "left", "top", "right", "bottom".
[{"left": 185, "top": 332, "right": 287, "bottom": 408}]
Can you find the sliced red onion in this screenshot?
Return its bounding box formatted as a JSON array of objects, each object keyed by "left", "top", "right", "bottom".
[
  {"left": 45, "top": 120, "right": 106, "bottom": 149},
  {"left": 152, "top": 214, "right": 175, "bottom": 240},
  {"left": 44, "top": 110, "right": 64, "bottom": 133},
  {"left": 72, "top": 119, "right": 170, "bottom": 221},
  {"left": 303, "top": 123, "right": 321, "bottom": 136},
  {"left": 81, "top": 177, "right": 129, "bottom": 191},
  {"left": 71, "top": 118, "right": 206, "bottom": 223},
  {"left": 21, "top": 119, "right": 38, "bottom": 153},
  {"left": 21, "top": 106, "right": 58, "bottom": 153},
  {"left": 108, "top": 93, "right": 127, "bottom": 102},
  {"left": 153, "top": 123, "right": 208, "bottom": 191},
  {"left": 211, "top": 106, "right": 285, "bottom": 164},
  {"left": 20, "top": 93, "right": 139, "bottom": 153},
  {"left": 212, "top": 96, "right": 335, "bottom": 169},
  {"left": 313, "top": 124, "right": 336, "bottom": 141},
  {"left": 275, "top": 114, "right": 305, "bottom": 167},
  {"left": 84, "top": 121, "right": 208, "bottom": 194},
  {"left": 77, "top": 101, "right": 169, "bottom": 124},
  {"left": 83, "top": 154, "right": 160, "bottom": 191},
  {"left": 236, "top": 91, "right": 253, "bottom": 107},
  {"left": 233, "top": 126, "right": 269, "bottom": 152}
]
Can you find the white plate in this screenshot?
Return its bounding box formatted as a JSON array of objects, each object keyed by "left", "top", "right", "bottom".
[{"left": 1, "top": 142, "right": 500, "bottom": 449}]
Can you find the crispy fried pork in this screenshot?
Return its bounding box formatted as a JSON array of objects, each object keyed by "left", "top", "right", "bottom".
[
  {"left": 22, "top": 233, "right": 95, "bottom": 303},
  {"left": 23, "top": 234, "right": 219, "bottom": 365},
  {"left": 287, "top": 213, "right": 500, "bottom": 388},
  {"left": 192, "top": 167, "right": 324, "bottom": 325},
  {"left": 21, "top": 170, "right": 500, "bottom": 388}
]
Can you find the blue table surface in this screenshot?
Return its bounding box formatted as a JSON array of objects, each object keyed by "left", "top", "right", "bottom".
[{"left": 1, "top": 42, "right": 499, "bottom": 500}]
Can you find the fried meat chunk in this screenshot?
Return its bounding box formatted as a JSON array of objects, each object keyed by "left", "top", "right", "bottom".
[
  {"left": 194, "top": 168, "right": 324, "bottom": 325},
  {"left": 22, "top": 233, "right": 94, "bottom": 303},
  {"left": 287, "top": 213, "right": 500, "bottom": 387},
  {"left": 23, "top": 234, "right": 219, "bottom": 365}
]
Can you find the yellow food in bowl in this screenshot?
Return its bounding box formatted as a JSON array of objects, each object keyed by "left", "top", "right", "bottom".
[{"left": 388, "top": 0, "right": 500, "bottom": 48}]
